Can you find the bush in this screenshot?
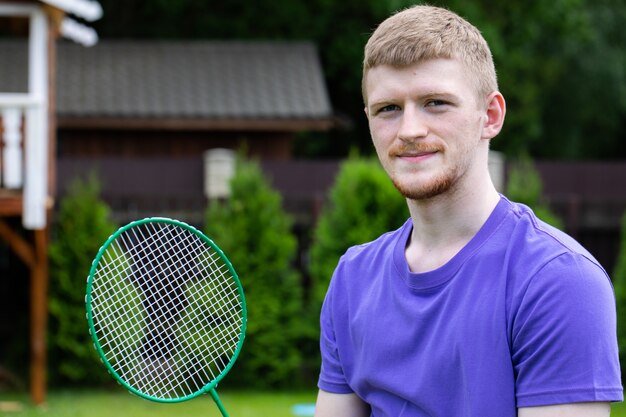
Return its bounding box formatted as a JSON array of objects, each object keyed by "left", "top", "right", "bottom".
[
  {"left": 308, "top": 156, "right": 408, "bottom": 307},
  {"left": 48, "top": 176, "right": 118, "bottom": 385},
  {"left": 505, "top": 155, "right": 564, "bottom": 229},
  {"left": 204, "top": 158, "right": 304, "bottom": 388},
  {"left": 613, "top": 212, "right": 626, "bottom": 380}
]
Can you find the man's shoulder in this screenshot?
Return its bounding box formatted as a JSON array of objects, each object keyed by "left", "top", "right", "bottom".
[{"left": 502, "top": 198, "right": 605, "bottom": 274}]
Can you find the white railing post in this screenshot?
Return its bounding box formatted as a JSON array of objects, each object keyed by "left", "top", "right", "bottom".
[
  {"left": 22, "top": 7, "right": 49, "bottom": 230},
  {"left": 2, "top": 107, "right": 23, "bottom": 188}
]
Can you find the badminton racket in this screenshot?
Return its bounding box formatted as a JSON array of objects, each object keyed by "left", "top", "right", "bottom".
[{"left": 85, "top": 217, "right": 246, "bottom": 417}]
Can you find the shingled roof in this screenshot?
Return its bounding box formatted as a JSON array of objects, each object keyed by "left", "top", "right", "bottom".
[{"left": 0, "top": 39, "right": 334, "bottom": 130}]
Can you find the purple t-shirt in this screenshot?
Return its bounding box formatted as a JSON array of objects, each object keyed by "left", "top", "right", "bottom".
[{"left": 318, "top": 196, "right": 623, "bottom": 416}]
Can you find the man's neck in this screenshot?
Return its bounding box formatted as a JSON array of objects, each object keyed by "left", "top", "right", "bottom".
[{"left": 404, "top": 180, "right": 500, "bottom": 273}]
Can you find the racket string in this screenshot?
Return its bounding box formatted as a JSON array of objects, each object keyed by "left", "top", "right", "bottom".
[{"left": 90, "top": 221, "right": 244, "bottom": 399}]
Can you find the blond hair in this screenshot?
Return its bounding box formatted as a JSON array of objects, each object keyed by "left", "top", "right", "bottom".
[{"left": 362, "top": 5, "right": 497, "bottom": 105}]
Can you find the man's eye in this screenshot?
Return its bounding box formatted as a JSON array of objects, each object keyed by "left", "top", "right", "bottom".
[
  {"left": 426, "top": 100, "right": 448, "bottom": 107},
  {"left": 378, "top": 104, "right": 400, "bottom": 113}
]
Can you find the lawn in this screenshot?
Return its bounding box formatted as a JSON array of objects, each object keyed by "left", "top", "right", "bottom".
[
  {"left": 0, "top": 390, "right": 318, "bottom": 417},
  {"left": 614, "top": 402, "right": 626, "bottom": 416},
  {"left": 1, "top": 390, "right": 625, "bottom": 416}
]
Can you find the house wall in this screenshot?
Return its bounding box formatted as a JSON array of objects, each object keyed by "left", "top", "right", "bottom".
[{"left": 57, "top": 129, "right": 295, "bottom": 159}]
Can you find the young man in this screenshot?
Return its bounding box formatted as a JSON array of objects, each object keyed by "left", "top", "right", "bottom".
[{"left": 314, "top": 5, "right": 623, "bottom": 417}]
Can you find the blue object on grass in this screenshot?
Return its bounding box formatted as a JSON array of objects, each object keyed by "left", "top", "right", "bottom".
[{"left": 292, "top": 403, "right": 316, "bottom": 416}]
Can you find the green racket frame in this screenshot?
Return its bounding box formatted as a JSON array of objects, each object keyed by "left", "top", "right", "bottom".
[{"left": 85, "top": 217, "right": 247, "bottom": 410}]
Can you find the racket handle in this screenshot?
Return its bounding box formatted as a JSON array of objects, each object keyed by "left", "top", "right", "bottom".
[{"left": 209, "top": 388, "right": 230, "bottom": 417}]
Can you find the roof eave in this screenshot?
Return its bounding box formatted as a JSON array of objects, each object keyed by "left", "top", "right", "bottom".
[{"left": 56, "top": 116, "right": 337, "bottom": 132}]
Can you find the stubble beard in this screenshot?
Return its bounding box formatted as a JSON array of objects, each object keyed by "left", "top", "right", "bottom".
[
  {"left": 387, "top": 146, "right": 475, "bottom": 201},
  {"left": 384, "top": 143, "right": 461, "bottom": 200},
  {"left": 390, "top": 168, "right": 457, "bottom": 201}
]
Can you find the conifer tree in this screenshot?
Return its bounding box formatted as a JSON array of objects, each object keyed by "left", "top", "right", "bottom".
[
  {"left": 205, "top": 158, "right": 303, "bottom": 387},
  {"left": 49, "top": 176, "right": 117, "bottom": 384}
]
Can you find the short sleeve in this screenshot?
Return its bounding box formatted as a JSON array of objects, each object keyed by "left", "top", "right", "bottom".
[
  {"left": 317, "top": 271, "right": 354, "bottom": 394},
  {"left": 511, "top": 252, "right": 623, "bottom": 406}
]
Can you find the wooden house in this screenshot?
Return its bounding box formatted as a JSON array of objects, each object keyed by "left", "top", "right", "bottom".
[
  {"left": 45, "top": 39, "right": 335, "bottom": 226},
  {"left": 3, "top": 39, "right": 336, "bottom": 223},
  {"left": 53, "top": 39, "right": 334, "bottom": 159}
]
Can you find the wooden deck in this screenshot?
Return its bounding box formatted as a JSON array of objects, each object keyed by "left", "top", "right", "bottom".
[{"left": 0, "top": 190, "right": 23, "bottom": 216}]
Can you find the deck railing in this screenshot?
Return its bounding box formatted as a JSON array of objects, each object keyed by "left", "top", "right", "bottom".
[{"left": 0, "top": 4, "right": 49, "bottom": 230}]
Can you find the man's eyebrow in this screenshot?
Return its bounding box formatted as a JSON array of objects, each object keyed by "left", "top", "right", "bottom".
[
  {"left": 365, "top": 95, "right": 402, "bottom": 110},
  {"left": 368, "top": 91, "right": 459, "bottom": 106},
  {"left": 368, "top": 97, "right": 395, "bottom": 106},
  {"left": 420, "top": 91, "right": 459, "bottom": 100}
]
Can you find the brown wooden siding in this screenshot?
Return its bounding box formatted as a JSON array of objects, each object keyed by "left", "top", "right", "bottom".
[{"left": 57, "top": 129, "right": 295, "bottom": 159}]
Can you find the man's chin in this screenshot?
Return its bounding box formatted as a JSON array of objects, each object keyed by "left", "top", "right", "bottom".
[{"left": 392, "top": 177, "right": 453, "bottom": 201}]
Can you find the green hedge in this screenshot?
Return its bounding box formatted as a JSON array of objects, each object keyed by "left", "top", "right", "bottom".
[
  {"left": 204, "top": 158, "right": 305, "bottom": 388},
  {"left": 309, "top": 157, "right": 408, "bottom": 307},
  {"left": 48, "top": 176, "right": 118, "bottom": 385}
]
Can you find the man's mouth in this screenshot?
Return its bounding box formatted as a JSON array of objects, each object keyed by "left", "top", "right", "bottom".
[
  {"left": 393, "top": 146, "right": 441, "bottom": 160},
  {"left": 400, "top": 150, "right": 438, "bottom": 157}
]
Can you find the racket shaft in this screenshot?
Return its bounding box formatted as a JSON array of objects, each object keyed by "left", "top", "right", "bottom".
[{"left": 210, "top": 389, "right": 230, "bottom": 417}]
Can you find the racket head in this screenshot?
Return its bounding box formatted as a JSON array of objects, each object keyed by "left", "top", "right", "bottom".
[{"left": 85, "top": 217, "right": 246, "bottom": 403}]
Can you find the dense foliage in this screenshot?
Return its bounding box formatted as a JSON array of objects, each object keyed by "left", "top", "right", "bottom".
[
  {"left": 48, "top": 177, "right": 118, "bottom": 384},
  {"left": 614, "top": 212, "right": 626, "bottom": 380},
  {"left": 204, "top": 158, "right": 305, "bottom": 388},
  {"left": 93, "top": 0, "right": 626, "bottom": 159},
  {"left": 308, "top": 157, "right": 408, "bottom": 306}
]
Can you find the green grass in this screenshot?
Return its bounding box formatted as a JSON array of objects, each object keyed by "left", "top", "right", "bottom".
[
  {"left": 615, "top": 402, "right": 626, "bottom": 416},
  {"left": 1, "top": 390, "right": 625, "bottom": 416},
  {"left": 0, "top": 390, "right": 318, "bottom": 417}
]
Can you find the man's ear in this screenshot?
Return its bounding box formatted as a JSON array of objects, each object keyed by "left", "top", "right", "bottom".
[{"left": 482, "top": 92, "right": 506, "bottom": 140}]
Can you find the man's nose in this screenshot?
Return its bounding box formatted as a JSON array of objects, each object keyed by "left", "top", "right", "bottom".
[{"left": 398, "top": 106, "right": 428, "bottom": 142}]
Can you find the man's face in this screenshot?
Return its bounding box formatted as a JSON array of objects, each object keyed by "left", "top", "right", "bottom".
[{"left": 364, "top": 58, "right": 489, "bottom": 200}]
